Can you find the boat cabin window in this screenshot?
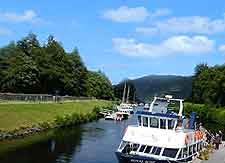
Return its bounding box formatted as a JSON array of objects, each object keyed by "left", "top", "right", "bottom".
[
  {"left": 183, "top": 147, "right": 188, "bottom": 158},
  {"left": 177, "top": 149, "right": 182, "bottom": 159},
  {"left": 150, "top": 117, "right": 159, "bottom": 128},
  {"left": 139, "top": 145, "right": 146, "bottom": 152},
  {"left": 168, "top": 119, "right": 175, "bottom": 129},
  {"left": 138, "top": 116, "right": 142, "bottom": 126},
  {"left": 189, "top": 145, "right": 193, "bottom": 155},
  {"left": 122, "top": 144, "right": 132, "bottom": 154},
  {"left": 151, "top": 147, "right": 161, "bottom": 155},
  {"left": 144, "top": 146, "right": 152, "bottom": 153},
  {"left": 160, "top": 119, "right": 166, "bottom": 129},
  {"left": 162, "top": 148, "right": 179, "bottom": 158},
  {"left": 132, "top": 144, "right": 140, "bottom": 152},
  {"left": 119, "top": 141, "right": 127, "bottom": 150},
  {"left": 193, "top": 144, "right": 197, "bottom": 153},
  {"left": 143, "top": 117, "right": 148, "bottom": 127}
]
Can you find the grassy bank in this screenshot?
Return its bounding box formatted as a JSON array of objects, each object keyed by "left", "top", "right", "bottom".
[{"left": 0, "top": 100, "right": 112, "bottom": 132}]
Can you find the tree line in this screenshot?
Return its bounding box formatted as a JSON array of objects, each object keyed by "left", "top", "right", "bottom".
[
  {"left": 191, "top": 63, "right": 225, "bottom": 106},
  {"left": 0, "top": 33, "right": 113, "bottom": 100}
]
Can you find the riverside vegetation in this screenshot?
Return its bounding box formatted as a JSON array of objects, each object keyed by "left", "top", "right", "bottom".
[
  {"left": 0, "top": 33, "right": 115, "bottom": 141},
  {"left": 181, "top": 63, "right": 225, "bottom": 139},
  {"left": 0, "top": 100, "right": 113, "bottom": 141}
]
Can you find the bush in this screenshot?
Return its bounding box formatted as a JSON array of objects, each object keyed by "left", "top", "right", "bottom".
[{"left": 54, "top": 108, "right": 100, "bottom": 128}]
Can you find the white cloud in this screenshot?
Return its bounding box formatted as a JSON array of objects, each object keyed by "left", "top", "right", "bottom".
[
  {"left": 0, "top": 27, "right": 12, "bottom": 35},
  {"left": 136, "top": 15, "right": 225, "bottom": 35},
  {"left": 151, "top": 8, "right": 171, "bottom": 17},
  {"left": 103, "top": 7, "right": 171, "bottom": 23},
  {"left": 218, "top": 44, "right": 225, "bottom": 54},
  {"left": 103, "top": 6, "right": 149, "bottom": 22},
  {"left": 0, "top": 10, "right": 42, "bottom": 24},
  {"left": 112, "top": 36, "right": 214, "bottom": 57}
]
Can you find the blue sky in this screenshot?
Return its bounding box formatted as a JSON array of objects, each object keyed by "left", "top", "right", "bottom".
[{"left": 0, "top": 0, "right": 225, "bottom": 84}]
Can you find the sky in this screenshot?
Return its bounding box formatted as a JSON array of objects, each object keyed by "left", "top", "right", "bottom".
[{"left": 0, "top": 0, "right": 225, "bottom": 84}]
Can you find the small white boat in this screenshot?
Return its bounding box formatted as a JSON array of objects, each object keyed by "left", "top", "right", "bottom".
[
  {"left": 105, "top": 113, "right": 115, "bottom": 120},
  {"left": 116, "top": 96, "right": 207, "bottom": 163}
]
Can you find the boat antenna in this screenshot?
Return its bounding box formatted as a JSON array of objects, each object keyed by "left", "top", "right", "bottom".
[
  {"left": 178, "top": 99, "right": 184, "bottom": 116},
  {"left": 126, "top": 85, "right": 130, "bottom": 103},
  {"left": 149, "top": 97, "right": 157, "bottom": 112},
  {"left": 122, "top": 81, "right": 127, "bottom": 103}
]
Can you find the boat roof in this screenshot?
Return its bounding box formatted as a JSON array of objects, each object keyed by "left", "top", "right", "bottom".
[{"left": 136, "top": 110, "right": 179, "bottom": 119}]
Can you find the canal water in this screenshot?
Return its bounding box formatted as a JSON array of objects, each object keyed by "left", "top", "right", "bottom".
[{"left": 0, "top": 115, "right": 137, "bottom": 163}]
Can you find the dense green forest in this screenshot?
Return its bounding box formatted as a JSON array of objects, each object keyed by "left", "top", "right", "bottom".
[
  {"left": 188, "top": 63, "right": 225, "bottom": 134},
  {"left": 0, "top": 33, "right": 113, "bottom": 100},
  {"left": 192, "top": 63, "right": 225, "bottom": 106}
]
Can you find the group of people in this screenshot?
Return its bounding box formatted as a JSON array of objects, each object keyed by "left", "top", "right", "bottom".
[
  {"left": 205, "top": 129, "right": 223, "bottom": 150},
  {"left": 196, "top": 123, "right": 223, "bottom": 150}
]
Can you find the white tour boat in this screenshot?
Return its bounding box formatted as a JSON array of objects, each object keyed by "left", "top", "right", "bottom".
[{"left": 116, "top": 96, "right": 206, "bottom": 163}]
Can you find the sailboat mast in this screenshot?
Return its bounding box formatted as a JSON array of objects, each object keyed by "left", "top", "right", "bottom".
[
  {"left": 126, "top": 85, "right": 130, "bottom": 103},
  {"left": 122, "top": 81, "right": 127, "bottom": 103}
]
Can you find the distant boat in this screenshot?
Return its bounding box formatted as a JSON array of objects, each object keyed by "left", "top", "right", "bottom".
[
  {"left": 116, "top": 95, "right": 207, "bottom": 163},
  {"left": 117, "top": 81, "right": 134, "bottom": 115},
  {"left": 105, "top": 113, "right": 115, "bottom": 120},
  {"left": 115, "top": 112, "right": 129, "bottom": 121}
]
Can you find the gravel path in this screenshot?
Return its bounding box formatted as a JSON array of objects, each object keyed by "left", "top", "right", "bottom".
[
  {"left": 202, "top": 143, "right": 225, "bottom": 163},
  {"left": 194, "top": 142, "right": 225, "bottom": 163}
]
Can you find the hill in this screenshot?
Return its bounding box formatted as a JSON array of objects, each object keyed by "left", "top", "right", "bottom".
[{"left": 132, "top": 75, "right": 192, "bottom": 101}]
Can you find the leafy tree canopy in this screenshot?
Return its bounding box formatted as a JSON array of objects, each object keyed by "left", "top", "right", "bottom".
[{"left": 0, "top": 33, "right": 114, "bottom": 99}]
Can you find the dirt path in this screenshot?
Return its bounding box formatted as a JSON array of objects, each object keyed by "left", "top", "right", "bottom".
[{"left": 194, "top": 142, "right": 225, "bottom": 163}]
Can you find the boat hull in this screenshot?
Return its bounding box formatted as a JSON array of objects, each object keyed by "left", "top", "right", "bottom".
[{"left": 115, "top": 152, "right": 193, "bottom": 163}]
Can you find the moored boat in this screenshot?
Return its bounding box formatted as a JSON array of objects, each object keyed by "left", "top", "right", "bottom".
[
  {"left": 117, "top": 103, "right": 134, "bottom": 115},
  {"left": 115, "top": 111, "right": 129, "bottom": 121},
  {"left": 116, "top": 96, "right": 207, "bottom": 163}
]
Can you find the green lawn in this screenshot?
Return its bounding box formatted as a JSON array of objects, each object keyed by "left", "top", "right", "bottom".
[{"left": 0, "top": 100, "right": 112, "bottom": 131}]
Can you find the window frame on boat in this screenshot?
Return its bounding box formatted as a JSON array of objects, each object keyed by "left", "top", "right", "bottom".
[
  {"left": 159, "top": 118, "right": 167, "bottom": 129},
  {"left": 138, "top": 116, "right": 142, "bottom": 126},
  {"left": 139, "top": 145, "right": 147, "bottom": 152},
  {"left": 132, "top": 143, "right": 140, "bottom": 152},
  {"left": 151, "top": 146, "right": 162, "bottom": 155},
  {"left": 188, "top": 145, "right": 193, "bottom": 156},
  {"left": 143, "top": 116, "right": 149, "bottom": 127},
  {"left": 144, "top": 146, "right": 152, "bottom": 153},
  {"left": 149, "top": 117, "right": 159, "bottom": 128},
  {"left": 119, "top": 141, "right": 128, "bottom": 150},
  {"left": 138, "top": 115, "right": 177, "bottom": 130},
  {"left": 162, "top": 148, "right": 179, "bottom": 158}
]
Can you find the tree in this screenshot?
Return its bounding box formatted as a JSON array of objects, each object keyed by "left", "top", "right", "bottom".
[
  {"left": 86, "top": 71, "right": 113, "bottom": 100},
  {"left": 192, "top": 63, "right": 225, "bottom": 106},
  {"left": 17, "top": 33, "right": 40, "bottom": 56},
  {"left": 0, "top": 33, "right": 113, "bottom": 99}
]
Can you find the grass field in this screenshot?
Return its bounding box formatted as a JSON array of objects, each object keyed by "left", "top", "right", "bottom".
[{"left": 0, "top": 100, "right": 112, "bottom": 131}]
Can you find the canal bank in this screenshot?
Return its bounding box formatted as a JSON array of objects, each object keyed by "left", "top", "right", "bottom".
[{"left": 0, "top": 100, "right": 113, "bottom": 141}]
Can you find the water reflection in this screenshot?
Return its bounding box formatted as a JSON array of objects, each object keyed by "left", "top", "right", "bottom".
[{"left": 0, "top": 118, "right": 134, "bottom": 163}]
